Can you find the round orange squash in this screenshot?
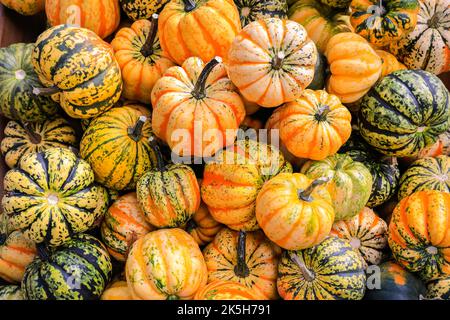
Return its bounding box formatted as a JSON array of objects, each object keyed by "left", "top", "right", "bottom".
[
  {"left": 194, "top": 280, "right": 264, "bottom": 300},
  {"left": 375, "top": 49, "right": 407, "bottom": 78},
  {"left": 185, "top": 203, "right": 222, "bottom": 246},
  {"left": 0, "top": 0, "right": 44, "bottom": 15},
  {"left": 101, "top": 274, "right": 132, "bottom": 300}
]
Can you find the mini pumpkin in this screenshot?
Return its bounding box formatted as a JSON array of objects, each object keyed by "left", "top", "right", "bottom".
[
  {"left": 120, "top": 0, "right": 170, "bottom": 20},
  {"left": 234, "top": 0, "right": 288, "bottom": 27},
  {"left": 195, "top": 280, "right": 265, "bottom": 300},
  {"left": 0, "top": 0, "right": 44, "bottom": 15},
  {"left": 101, "top": 273, "right": 132, "bottom": 300},
  {"left": 185, "top": 203, "right": 222, "bottom": 246},
  {"left": 426, "top": 276, "right": 450, "bottom": 300}
]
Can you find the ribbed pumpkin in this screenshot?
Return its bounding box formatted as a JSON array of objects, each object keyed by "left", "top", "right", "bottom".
[
  {"left": 266, "top": 89, "right": 352, "bottom": 161},
  {"left": 319, "top": 0, "right": 351, "bottom": 8},
  {"left": 201, "top": 139, "right": 292, "bottom": 231},
  {"left": 228, "top": 18, "right": 317, "bottom": 108},
  {"left": 185, "top": 203, "right": 222, "bottom": 246},
  {"left": 358, "top": 70, "right": 450, "bottom": 157},
  {"left": 389, "top": 0, "right": 450, "bottom": 75},
  {"left": 120, "top": 0, "right": 170, "bottom": 20},
  {"left": 126, "top": 228, "right": 207, "bottom": 300},
  {"left": 203, "top": 228, "right": 279, "bottom": 300},
  {"left": 158, "top": 0, "right": 241, "bottom": 65},
  {"left": 22, "top": 234, "right": 112, "bottom": 300},
  {"left": 101, "top": 274, "right": 132, "bottom": 300},
  {"left": 289, "top": 0, "right": 352, "bottom": 53},
  {"left": 325, "top": 32, "right": 382, "bottom": 104},
  {"left": 389, "top": 190, "right": 450, "bottom": 281},
  {"left": 0, "top": 0, "right": 44, "bottom": 15},
  {"left": 426, "top": 276, "right": 450, "bottom": 300},
  {"left": 111, "top": 15, "right": 175, "bottom": 104},
  {"left": 301, "top": 154, "right": 373, "bottom": 221},
  {"left": 376, "top": 49, "right": 407, "bottom": 78},
  {"left": 277, "top": 236, "right": 366, "bottom": 300},
  {"left": 0, "top": 285, "right": 24, "bottom": 300},
  {"left": 331, "top": 207, "right": 388, "bottom": 268},
  {"left": 349, "top": 0, "right": 419, "bottom": 46},
  {"left": 80, "top": 105, "right": 157, "bottom": 191},
  {"left": 195, "top": 280, "right": 264, "bottom": 300},
  {"left": 2, "top": 148, "right": 100, "bottom": 246},
  {"left": 1, "top": 117, "right": 77, "bottom": 169},
  {"left": 399, "top": 156, "right": 450, "bottom": 200},
  {"left": 151, "top": 57, "right": 245, "bottom": 158},
  {"left": 0, "top": 43, "right": 58, "bottom": 122},
  {"left": 32, "top": 24, "right": 123, "bottom": 119},
  {"left": 234, "top": 0, "right": 287, "bottom": 26},
  {"left": 45, "top": 0, "right": 121, "bottom": 39},
  {"left": 256, "top": 173, "right": 335, "bottom": 250}
]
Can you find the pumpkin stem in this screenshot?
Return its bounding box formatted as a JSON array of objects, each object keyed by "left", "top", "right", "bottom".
[
  {"left": 428, "top": 14, "right": 439, "bottom": 28},
  {"left": 37, "top": 243, "right": 50, "bottom": 261},
  {"left": 22, "top": 122, "right": 42, "bottom": 144},
  {"left": 141, "top": 14, "right": 159, "bottom": 58},
  {"left": 192, "top": 57, "right": 222, "bottom": 100},
  {"left": 183, "top": 0, "right": 196, "bottom": 12},
  {"left": 148, "top": 136, "right": 166, "bottom": 172},
  {"left": 271, "top": 51, "right": 285, "bottom": 70},
  {"left": 32, "top": 86, "right": 60, "bottom": 96},
  {"left": 290, "top": 252, "right": 315, "bottom": 282},
  {"left": 298, "top": 177, "right": 330, "bottom": 202},
  {"left": 128, "top": 116, "right": 147, "bottom": 142},
  {"left": 167, "top": 295, "right": 180, "bottom": 300},
  {"left": 314, "top": 105, "right": 331, "bottom": 122},
  {"left": 234, "top": 231, "right": 250, "bottom": 278}
]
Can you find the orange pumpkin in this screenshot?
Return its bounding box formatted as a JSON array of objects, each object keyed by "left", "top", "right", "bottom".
[
  {"left": 0, "top": 0, "right": 44, "bottom": 15},
  {"left": 194, "top": 280, "right": 264, "bottom": 300},
  {"left": 101, "top": 274, "right": 132, "bottom": 300},
  {"left": 151, "top": 57, "right": 245, "bottom": 158},
  {"left": 227, "top": 18, "right": 317, "bottom": 108},
  {"left": 185, "top": 203, "right": 222, "bottom": 246},
  {"left": 376, "top": 49, "right": 407, "bottom": 78}
]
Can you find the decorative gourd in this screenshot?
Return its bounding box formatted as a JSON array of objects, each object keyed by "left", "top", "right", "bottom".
[
  {"left": 120, "top": 0, "right": 170, "bottom": 20},
  {"left": 389, "top": 190, "right": 450, "bottom": 281},
  {"left": 266, "top": 89, "right": 352, "bottom": 160},
  {"left": 32, "top": 25, "right": 123, "bottom": 119},
  {"left": 80, "top": 105, "right": 157, "bottom": 191},
  {"left": 45, "top": 0, "right": 121, "bottom": 39},
  {"left": 0, "top": 0, "right": 44, "bottom": 15},
  {"left": 0, "top": 285, "right": 24, "bottom": 300},
  {"left": 399, "top": 156, "right": 450, "bottom": 200},
  {"left": 126, "top": 228, "right": 207, "bottom": 300},
  {"left": 185, "top": 203, "right": 222, "bottom": 246},
  {"left": 358, "top": 70, "right": 450, "bottom": 157},
  {"left": 111, "top": 15, "right": 175, "bottom": 104},
  {"left": 201, "top": 139, "right": 292, "bottom": 231},
  {"left": 1, "top": 117, "right": 77, "bottom": 169},
  {"left": 0, "top": 43, "right": 58, "bottom": 122},
  {"left": 2, "top": 148, "right": 100, "bottom": 246},
  {"left": 331, "top": 207, "right": 388, "bottom": 268},
  {"left": 301, "top": 154, "right": 373, "bottom": 221},
  {"left": 22, "top": 234, "right": 112, "bottom": 300},
  {"left": 277, "top": 237, "right": 366, "bottom": 300},
  {"left": 195, "top": 280, "right": 264, "bottom": 300},
  {"left": 151, "top": 57, "right": 245, "bottom": 158},
  {"left": 319, "top": 0, "right": 351, "bottom": 8},
  {"left": 349, "top": 0, "right": 419, "bottom": 46},
  {"left": 91, "top": 184, "right": 119, "bottom": 228},
  {"left": 203, "top": 228, "right": 279, "bottom": 300},
  {"left": 364, "top": 261, "right": 426, "bottom": 300},
  {"left": 101, "top": 274, "right": 132, "bottom": 300},
  {"left": 234, "top": 0, "right": 288, "bottom": 27},
  {"left": 101, "top": 193, "right": 154, "bottom": 261},
  {"left": 228, "top": 18, "right": 317, "bottom": 108},
  {"left": 426, "top": 277, "right": 450, "bottom": 300},
  {"left": 158, "top": 0, "right": 241, "bottom": 65},
  {"left": 256, "top": 173, "right": 335, "bottom": 250},
  {"left": 289, "top": 0, "right": 352, "bottom": 53},
  {"left": 376, "top": 50, "right": 407, "bottom": 78},
  {"left": 389, "top": 0, "right": 450, "bottom": 75}
]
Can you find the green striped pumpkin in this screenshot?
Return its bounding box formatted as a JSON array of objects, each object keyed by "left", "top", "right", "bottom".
[
  {"left": 22, "top": 233, "right": 112, "bottom": 300},
  {"left": 426, "top": 276, "right": 450, "bottom": 300},
  {"left": 120, "top": 0, "right": 170, "bottom": 20},
  {"left": 92, "top": 185, "right": 119, "bottom": 228},
  {"left": 234, "top": 0, "right": 288, "bottom": 27},
  {"left": 277, "top": 237, "right": 366, "bottom": 300},
  {"left": 358, "top": 70, "right": 450, "bottom": 157},
  {"left": 0, "top": 43, "right": 58, "bottom": 122},
  {"left": 0, "top": 285, "right": 24, "bottom": 300}
]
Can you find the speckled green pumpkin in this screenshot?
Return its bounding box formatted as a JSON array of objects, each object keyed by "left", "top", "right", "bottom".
[
  {"left": 0, "top": 285, "right": 24, "bottom": 300},
  {"left": 233, "top": 0, "right": 288, "bottom": 26},
  {"left": 358, "top": 70, "right": 450, "bottom": 157},
  {"left": 277, "top": 237, "right": 366, "bottom": 300},
  {"left": 0, "top": 43, "right": 58, "bottom": 122},
  {"left": 1, "top": 148, "right": 100, "bottom": 246},
  {"left": 319, "top": 0, "right": 351, "bottom": 8},
  {"left": 22, "top": 233, "right": 112, "bottom": 300},
  {"left": 120, "top": 0, "right": 170, "bottom": 20},
  {"left": 426, "top": 276, "right": 450, "bottom": 300}
]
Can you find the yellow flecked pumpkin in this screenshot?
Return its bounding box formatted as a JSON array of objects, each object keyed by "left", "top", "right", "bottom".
[{"left": 0, "top": 0, "right": 44, "bottom": 15}]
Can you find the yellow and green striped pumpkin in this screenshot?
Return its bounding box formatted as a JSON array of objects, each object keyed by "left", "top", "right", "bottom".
[
  {"left": 120, "top": 0, "right": 170, "bottom": 20},
  {"left": 0, "top": 285, "right": 24, "bottom": 300},
  {"left": 426, "top": 276, "right": 450, "bottom": 300},
  {"left": 234, "top": 0, "right": 288, "bottom": 27}
]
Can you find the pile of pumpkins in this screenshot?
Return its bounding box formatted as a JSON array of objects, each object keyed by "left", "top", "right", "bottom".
[{"left": 0, "top": 0, "right": 449, "bottom": 300}]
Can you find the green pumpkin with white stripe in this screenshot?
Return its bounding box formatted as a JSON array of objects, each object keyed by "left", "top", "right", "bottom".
[
  {"left": 358, "top": 70, "right": 450, "bottom": 157},
  {"left": 22, "top": 233, "right": 112, "bottom": 300},
  {"left": 398, "top": 155, "right": 450, "bottom": 200},
  {"left": 234, "top": 0, "right": 288, "bottom": 27},
  {"left": 0, "top": 285, "right": 24, "bottom": 300},
  {"left": 1, "top": 148, "right": 100, "bottom": 246},
  {"left": 0, "top": 43, "right": 58, "bottom": 122}
]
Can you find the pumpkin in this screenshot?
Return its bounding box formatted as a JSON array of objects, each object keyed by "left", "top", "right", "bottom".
[
  {"left": 185, "top": 203, "right": 222, "bottom": 246},
  {"left": 376, "top": 49, "right": 407, "bottom": 78},
  {"left": 91, "top": 184, "right": 119, "bottom": 228},
  {"left": 0, "top": 43, "right": 58, "bottom": 122},
  {"left": 2, "top": 148, "right": 100, "bottom": 246},
  {"left": 307, "top": 53, "right": 328, "bottom": 90},
  {"left": 45, "top": 0, "right": 121, "bottom": 39},
  {"left": 194, "top": 280, "right": 264, "bottom": 300},
  {"left": 227, "top": 18, "right": 317, "bottom": 108},
  {"left": 0, "top": 285, "right": 24, "bottom": 300},
  {"left": 426, "top": 276, "right": 450, "bottom": 299},
  {"left": 120, "top": 0, "right": 170, "bottom": 20},
  {"left": 399, "top": 156, "right": 450, "bottom": 200},
  {"left": 364, "top": 261, "right": 426, "bottom": 300},
  {"left": 151, "top": 57, "right": 245, "bottom": 158},
  {"left": 158, "top": 0, "right": 241, "bottom": 65},
  {"left": 201, "top": 139, "right": 292, "bottom": 231},
  {"left": 358, "top": 70, "right": 450, "bottom": 157},
  {"left": 277, "top": 236, "right": 366, "bottom": 300},
  {"left": 234, "top": 0, "right": 288, "bottom": 27},
  {"left": 32, "top": 24, "right": 123, "bottom": 119},
  {"left": 289, "top": 0, "right": 352, "bottom": 53},
  {"left": 319, "top": 0, "right": 352, "bottom": 8},
  {"left": 111, "top": 15, "right": 175, "bottom": 104},
  {"left": 331, "top": 207, "right": 388, "bottom": 268},
  {"left": 301, "top": 154, "right": 372, "bottom": 221},
  {"left": 101, "top": 192, "right": 155, "bottom": 261},
  {"left": 80, "top": 105, "right": 157, "bottom": 191},
  {"left": 22, "top": 233, "right": 112, "bottom": 300},
  {"left": 203, "top": 228, "right": 279, "bottom": 300},
  {"left": 389, "top": 190, "right": 450, "bottom": 281},
  {"left": 0, "top": 0, "right": 44, "bottom": 15},
  {"left": 101, "top": 274, "right": 132, "bottom": 300},
  {"left": 389, "top": 0, "right": 450, "bottom": 75},
  {"left": 1, "top": 117, "right": 77, "bottom": 169},
  {"left": 266, "top": 89, "right": 352, "bottom": 160},
  {"left": 126, "top": 228, "right": 207, "bottom": 300},
  {"left": 349, "top": 0, "right": 419, "bottom": 47},
  {"left": 256, "top": 173, "right": 335, "bottom": 250}
]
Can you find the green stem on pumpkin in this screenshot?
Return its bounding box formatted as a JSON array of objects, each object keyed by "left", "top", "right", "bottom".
[
  {"left": 297, "top": 177, "right": 330, "bottom": 202},
  {"left": 290, "top": 252, "right": 315, "bottom": 282},
  {"left": 314, "top": 105, "right": 331, "bottom": 122},
  {"left": 128, "top": 116, "right": 147, "bottom": 142},
  {"left": 191, "top": 57, "right": 221, "bottom": 100},
  {"left": 183, "top": 0, "right": 196, "bottom": 12},
  {"left": 32, "top": 86, "right": 60, "bottom": 96},
  {"left": 140, "top": 14, "right": 159, "bottom": 58},
  {"left": 234, "top": 231, "right": 250, "bottom": 278},
  {"left": 148, "top": 136, "right": 166, "bottom": 172}
]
